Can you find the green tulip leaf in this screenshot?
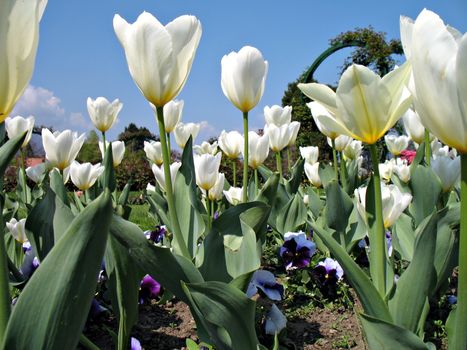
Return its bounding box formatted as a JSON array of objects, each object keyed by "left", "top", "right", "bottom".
[
  {"left": 360, "top": 313, "right": 429, "bottom": 350},
  {"left": 324, "top": 180, "right": 354, "bottom": 234},
  {"left": 103, "top": 143, "right": 116, "bottom": 191},
  {"left": 285, "top": 158, "right": 304, "bottom": 194},
  {"left": 0, "top": 133, "right": 26, "bottom": 189},
  {"left": 276, "top": 193, "right": 307, "bottom": 234},
  {"left": 307, "top": 186, "right": 324, "bottom": 219},
  {"left": 318, "top": 162, "right": 336, "bottom": 188},
  {"left": 3, "top": 191, "right": 113, "bottom": 350},
  {"left": 182, "top": 281, "right": 259, "bottom": 350},
  {"left": 256, "top": 173, "right": 280, "bottom": 209},
  {"left": 391, "top": 213, "right": 415, "bottom": 261}
]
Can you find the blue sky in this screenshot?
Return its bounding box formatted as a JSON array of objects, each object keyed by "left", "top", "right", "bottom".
[{"left": 13, "top": 0, "right": 466, "bottom": 145}]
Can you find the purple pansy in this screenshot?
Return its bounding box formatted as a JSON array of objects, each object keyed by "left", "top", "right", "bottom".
[
  {"left": 131, "top": 337, "right": 142, "bottom": 350},
  {"left": 313, "top": 258, "right": 344, "bottom": 286},
  {"left": 264, "top": 304, "right": 287, "bottom": 335},
  {"left": 89, "top": 298, "right": 107, "bottom": 318},
  {"left": 279, "top": 231, "right": 316, "bottom": 270},
  {"left": 386, "top": 231, "right": 393, "bottom": 257},
  {"left": 139, "top": 274, "right": 161, "bottom": 303},
  {"left": 246, "top": 270, "right": 284, "bottom": 301},
  {"left": 447, "top": 295, "right": 457, "bottom": 305},
  {"left": 144, "top": 225, "right": 166, "bottom": 244}
]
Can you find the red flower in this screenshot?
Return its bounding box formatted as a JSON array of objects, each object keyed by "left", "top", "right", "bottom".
[{"left": 400, "top": 149, "right": 417, "bottom": 164}]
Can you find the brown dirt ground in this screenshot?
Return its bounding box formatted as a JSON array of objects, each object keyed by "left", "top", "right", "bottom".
[{"left": 83, "top": 299, "right": 366, "bottom": 350}]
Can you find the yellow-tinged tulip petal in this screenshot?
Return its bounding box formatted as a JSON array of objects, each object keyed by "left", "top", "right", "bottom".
[{"left": 298, "top": 83, "right": 337, "bottom": 115}]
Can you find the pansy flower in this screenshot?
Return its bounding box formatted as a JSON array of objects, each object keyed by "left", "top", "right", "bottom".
[
  {"left": 246, "top": 270, "right": 284, "bottom": 301},
  {"left": 139, "top": 274, "right": 161, "bottom": 303},
  {"left": 313, "top": 258, "right": 344, "bottom": 286},
  {"left": 279, "top": 231, "right": 316, "bottom": 270}
]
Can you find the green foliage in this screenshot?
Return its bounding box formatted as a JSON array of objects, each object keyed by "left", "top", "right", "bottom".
[
  {"left": 76, "top": 130, "right": 101, "bottom": 164},
  {"left": 115, "top": 149, "right": 153, "bottom": 191},
  {"left": 118, "top": 123, "right": 157, "bottom": 152}
]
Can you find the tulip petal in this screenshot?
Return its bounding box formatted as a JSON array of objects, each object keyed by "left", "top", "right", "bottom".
[
  {"left": 298, "top": 83, "right": 337, "bottom": 115},
  {"left": 457, "top": 34, "right": 467, "bottom": 145}
]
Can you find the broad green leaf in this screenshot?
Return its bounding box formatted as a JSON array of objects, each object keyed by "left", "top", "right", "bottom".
[
  {"left": 103, "top": 144, "right": 116, "bottom": 191},
  {"left": 389, "top": 213, "right": 438, "bottom": 334},
  {"left": 285, "top": 158, "right": 304, "bottom": 194},
  {"left": 268, "top": 183, "right": 292, "bottom": 231},
  {"left": 258, "top": 165, "right": 273, "bottom": 181},
  {"left": 311, "top": 223, "right": 392, "bottom": 322},
  {"left": 360, "top": 313, "right": 428, "bottom": 350},
  {"left": 229, "top": 271, "right": 254, "bottom": 293},
  {"left": 392, "top": 213, "right": 415, "bottom": 261},
  {"left": 409, "top": 165, "right": 442, "bottom": 226},
  {"left": 276, "top": 194, "right": 307, "bottom": 234},
  {"left": 108, "top": 215, "right": 204, "bottom": 303},
  {"left": 146, "top": 190, "right": 170, "bottom": 231},
  {"left": 3, "top": 191, "right": 113, "bottom": 350},
  {"left": 324, "top": 180, "right": 354, "bottom": 233},
  {"left": 256, "top": 173, "right": 280, "bottom": 208},
  {"left": 183, "top": 281, "right": 259, "bottom": 350},
  {"left": 318, "top": 162, "right": 336, "bottom": 188},
  {"left": 410, "top": 142, "right": 425, "bottom": 171},
  {"left": 307, "top": 187, "right": 324, "bottom": 219},
  {"left": 105, "top": 230, "right": 144, "bottom": 350}
]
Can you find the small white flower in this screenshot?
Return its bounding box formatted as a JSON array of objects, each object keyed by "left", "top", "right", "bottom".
[
  {"left": 6, "top": 218, "right": 27, "bottom": 243},
  {"left": 385, "top": 134, "right": 410, "bottom": 156},
  {"left": 305, "top": 162, "right": 322, "bottom": 188},
  {"left": 70, "top": 161, "right": 105, "bottom": 191},
  {"left": 144, "top": 141, "right": 163, "bottom": 165},
  {"left": 223, "top": 187, "right": 243, "bottom": 205},
  {"left": 246, "top": 132, "right": 269, "bottom": 169},
  {"left": 194, "top": 153, "right": 222, "bottom": 191},
  {"left": 208, "top": 173, "right": 225, "bottom": 201},
  {"left": 327, "top": 135, "right": 352, "bottom": 152},
  {"left": 193, "top": 141, "right": 218, "bottom": 155},
  {"left": 42, "top": 129, "right": 86, "bottom": 170},
  {"left": 87, "top": 97, "right": 122, "bottom": 132},
  {"left": 174, "top": 122, "right": 200, "bottom": 148},
  {"left": 99, "top": 141, "right": 126, "bottom": 167},
  {"left": 218, "top": 130, "right": 243, "bottom": 159},
  {"left": 300, "top": 146, "right": 319, "bottom": 165},
  {"left": 5, "top": 116, "right": 35, "bottom": 147},
  {"left": 264, "top": 105, "right": 292, "bottom": 126},
  {"left": 265, "top": 124, "right": 291, "bottom": 153},
  {"left": 152, "top": 162, "right": 181, "bottom": 192}
]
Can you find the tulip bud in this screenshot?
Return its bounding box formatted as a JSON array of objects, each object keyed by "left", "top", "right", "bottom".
[
  {"left": 384, "top": 134, "right": 410, "bottom": 156},
  {"left": 264, "top": 105, "right": 292, "bottom": 127},
  {"left": 208, "top": 173, "right": 225, "bottom": 201},
  {"left": 287, "top": 121, "right": 301, "bottom": 147},
  {"left": 307, "top": 101, "right": 340, "bottom": 140},
  {"left": 5, "top": 116, "right": 35, "bottom": 147},
  {"left": 99, "top": 141, "right": 126, "bottom": 167},
  {"left": 393, "top": 159, "right": 411, "bottom": 183},
  {"left": 87, "top": 97, "right": 122, "bottom": 132},
  {"left": 300, "top": 146, "right": 319, "bottom": 165},
  {"left": 70, "top": 161, "right": 105, "bottom": 191},
  {"left": 42, "top": 129, "right": 86, "bottom": 171},
  {"left": 161, "top": 99, "right": 184, "bottom": 133},
  {"left": 265, "top": 124, "right": 291, "bottom": 153},
  {"left": 152, "top": 162, "right": 181, "bottom": 192},
  {"left": 26, "top": 162, "right": 47, "bottom": 183},
  {"left": 6, "top": 218, "right": 27, "bottom": 243},
  {"left": 113, "top": 13, "right": 202, "bottom": 107},
  {"left": 327, "top": 135, "right": 352, "bottom": 152},
  {"left": 193, "top": 141, "right": 218, "bottom": 155},
  {"left": 402, "top": 108, "right": 426, "bottom": 145},
  {"left": 343, "top": 140, "right": 363, "bottom": 160},
  {"left": 194, "top": 153, "right": 222, "bottom": 191},
  {"left": 431, "top": 154, "right": 460, "bottom": 192},
  {"left": 218, "top": 130, "right": 243, "bottom": 159},
  {"left": 144, "top": 141, "right": 163, "bottom": 165},
  {"left": 379, "top": 159, "right": 395, "bottom": 182},
  {"left": 246, "top": 132, "right": 269, "bottom": 169},
  {"left": 221, "top": 46, "right": 268, "bottom": 112},
  {"left": 223, "top": 187, "right": 243, "bottom": 205},
  {"left": 305, "top": 162, "right": 322, "bottom": 188},
  {"left": 174, "top": 122, "right": 200, "bottom": 149}
]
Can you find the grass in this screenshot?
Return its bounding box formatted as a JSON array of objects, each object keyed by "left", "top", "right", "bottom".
[{"left": 128, "top": 203, "right": 157, "bottom": 231}]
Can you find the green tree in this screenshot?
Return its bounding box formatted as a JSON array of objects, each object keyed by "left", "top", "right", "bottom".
[
  {"left": 118, "top": 123, "right": 157, "bottom": 152},
  {"left": 76, "top": 130, "right": 101, "bottom": 164}
]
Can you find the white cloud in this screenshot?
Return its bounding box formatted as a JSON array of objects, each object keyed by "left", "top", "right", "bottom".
[
  {"left": 11, "top": 84, "right": 92, "bottom": 132},
  {"left": 198, "top": 120, "right": 219, "bottom": 142}
]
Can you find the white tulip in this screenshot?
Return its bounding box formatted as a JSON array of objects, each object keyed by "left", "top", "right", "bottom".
[
  {"left": 300, "top": 146, "right": 319, "bottom": 165},
  {"left": 287, "top": 121, "right": 301, "bottom": 147},
  {"left": 152, "top": 162, "right": 181, "bottom": 192},
  {"left": 26, "top": 162, "right": 47, "bottom": 183},
  {"left": 144, "top": 141, "right": 163, "bottom": 165},
  {"left": 160, "top": 99, "right": 184, "bottom": 133},
  {"left": 99, "top": 141, "right": 125, "bottom": 167},
  {"left": 393, "top": 158, "right": 411, "bottom": 183},
  {"left": 218, "top": 130, "right": 243, "bottom": 159},
  {"left": 305, "top": 162, "right": 322, "bottom": 188},
  {"left": 327, "top": 135, "right": 352, "bottom": 152},
  {"left": 246, "top": 132, "right": 269, "bottom": 169},
  {"left": 402, "top": 108, "right": 426, "bottom": 145},
  {"left": 70, "top": 161, "right": 104, "bottom": 191},
  {"left": 5, "top": 116, "right": 35, "bottom": 147},
  {"left": 431, "top": 154, "right": 461, "bottom": 192},
  {"left": 113, "top": 13, "right": 202, "bottom": 107},
  {"left": 400, "top": 10, "right": 467, "bottom": 153},
  {"left": 303, "top": 194, "right": 309, "bottom": 205},
  {"left": 379, "top": 159, "right": 395, "bottom": 182},
  {"left": 384, "top": 134, "right": 410, "bottom": 156},
  {"left": 208, "top": 173, "right": 225, "bottom": 201},
  {"left": 146, "top": 183, "right": 156, "bottom": 193},
  {"left": 221, "top": 46, "right": 268, "bottom": 112},
  {"left": 0, "top": 0, "right": 47, "bottom": 121},
  {"left": 265, "top": 124, "right": 291, "bottom": 153},
  {"left": 223, "top": 187, "right": 243, "bottom": 205},
  {"left": 194, "top": 153, "right": 222, "bottom": 191},
  {"left": 174, "top": 122, "right": 200, "bottom": 149},
  {"left": 298, "top": 63, "right": 412, "bottom": 145},
  {"left": 193, "top": 141, "right": 218, "bottom": 155},
  {"left": 307, "top": 101, "right": 341, "bottom": 140},
  {"left": 6, "top": 218, "right": 28, "bottom": 243},
  {"left": 343, "top": 140, "right": 363, "bottom": 160},
  {"left": 355, "top": 182, "right": 412, "bottom": 228},
  {"left": 42, "top": 129, "right": 85, "bottom": 171},
  {"left": 264, "top": 105, "right": 292, "bottom": 126},
  {"left": 87, "top": 97, "right": 122, "bottom": 133}
]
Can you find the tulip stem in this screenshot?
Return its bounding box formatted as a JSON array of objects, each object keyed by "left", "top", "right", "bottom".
[
  {"left": 207, "top": 197, "right": 212, "bottom": 230},
  {"left": 424, "top": 129, "right": 431, "bottom": 166},
  {"left": 276, "top": 151, "right": 283, "bottom": 181},
  {"left": 19, "top": 149, "right": 28, "bottom": 205},
  {"left": 254, "top": 168, "right": 259, "bottom": 198},
  {"left": 166, "top": 133, "right": 171, "bottom": 157},
  {"left": 242, "top": 112, "right": 249, "bottom": 203},
  {"left": 369, "top": 143, "right": 386, "bottom": 297},
  {"left": 155, "top": 106, "right": 190, "bottom": 259},
  {"left": 331, "top": 138, "right": 339, "bottom": 181},
  {"left": 101, "top": 132, "right": 107, "bottom": 155},
  {"left": 232, "top": 159, "right": 237, "bottom": 187},
  {"left": 0, "top": 194, "right": 10, "bottom": 342},
  {"left": 453, "top": 153, "right": 467, "bottom": 349},
  {"left": 287, "top": 148, "right": 292, "bottom": 173}
]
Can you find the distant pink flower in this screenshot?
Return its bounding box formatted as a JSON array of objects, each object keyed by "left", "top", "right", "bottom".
[{"left": 400, "top": 150, "right": 417, "bottom": 164}]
